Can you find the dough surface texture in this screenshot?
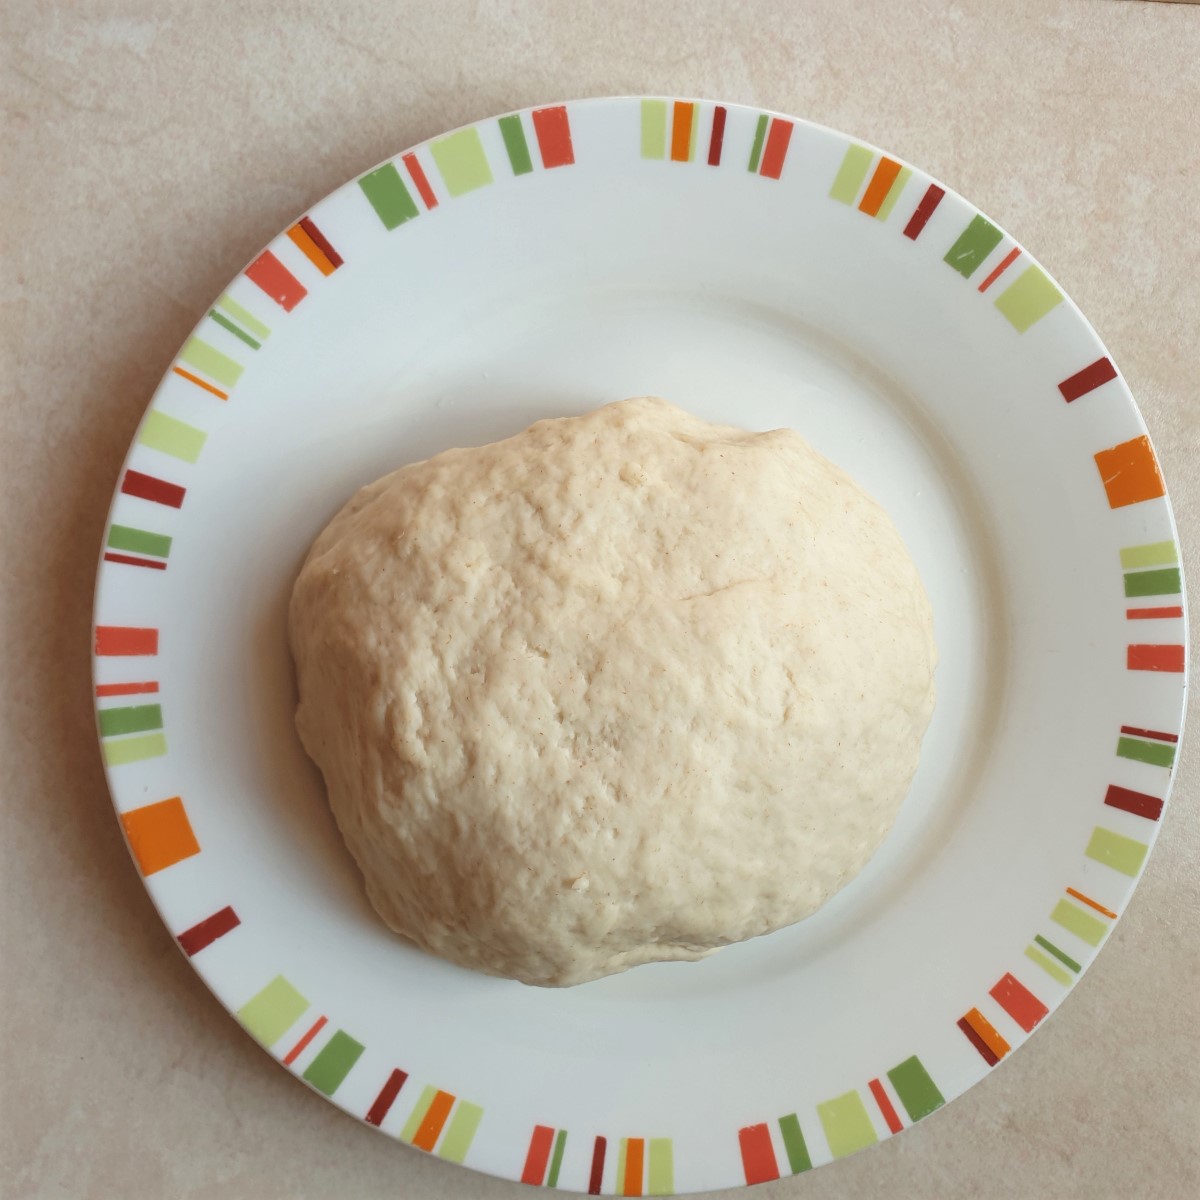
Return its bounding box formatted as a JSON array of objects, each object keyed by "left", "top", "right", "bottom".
[{"left": 290, "top": 398, "right": 936, "bottom": 986}]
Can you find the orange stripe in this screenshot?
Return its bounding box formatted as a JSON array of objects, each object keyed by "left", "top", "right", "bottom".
[
  {"left": 624, "top": 1137, "right": 645, "bottom": 1197},
  {"left": 172, "top": 366, "right": 229, "bottom": 400},
  {"left": 1066, "top": 887, "right": 1118, "bottom": 919},
  {"left": 412, "top": 1090, "right": 455, "bottom": 1152},
  {"left": 96, "top": 681, "right": 159, "bottom": 697},
  {"left": 670, "top": 101, "right": 694, "bottom": 162},
  {"left": 858, "top": 157, "right": 902, "bottom": 216},
  {"left": 964, "top": 1007, "right": 1010, "bottom": 1061},
  {"left": 1095, "top": 435, "right": 1165, "bottom": 509},
  {"left": 287, "top": 224, "right": 335, "bottom": 277},
  {"left": 120, "top": 797, "right": 200, "bottom": 876}
]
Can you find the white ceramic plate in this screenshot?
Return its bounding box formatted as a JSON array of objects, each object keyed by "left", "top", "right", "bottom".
[{"left": 93, "top": 98, "right": 1187, "bottom": 1194}]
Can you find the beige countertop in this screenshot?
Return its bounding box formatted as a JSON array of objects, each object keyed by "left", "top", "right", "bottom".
[{"left": 3, "top": 2, "right": 1198, "bottom": 1197}]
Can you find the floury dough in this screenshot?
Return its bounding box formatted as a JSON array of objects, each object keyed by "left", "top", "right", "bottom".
[{"left": 289, "top": 398, "right": 937, "bottom": 986}]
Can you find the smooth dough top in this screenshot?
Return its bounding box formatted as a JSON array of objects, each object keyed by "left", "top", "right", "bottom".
[{"left": 289, "top": 398, "right": 936, "bottom": 986}]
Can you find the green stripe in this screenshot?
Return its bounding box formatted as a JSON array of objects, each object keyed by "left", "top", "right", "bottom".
[
  {"left": 430, "top": 128, "right": 493, "bottom": 197},
  {"left": 778, "top": 1113, "right": 812, "bottom": 1173},
  {"left": 1116, "top": 736, "right": 1175, "bottom": 768},
  {"left": 615, "top": 1138, "right": 627, "bottom": 1193},
  {"left": 747, "top": 113, "right": 768, "bottom": 172},
  {"left": 98, "top": 703, "right": 163, "bottom": 737},
  {"left": 1050, "top": 899, "right": 1107, "bottom": 947},
  {"left": 301, "top": 1030, "right": 364, "bottom": 1095},
  {"left": 237, "top": 976, "right": 308, "bottom": 1046},
  {"left": 102, "top": 731, "right": 167, "bottom": 766},
  {"left": 1085, "top": 826, "right": 1148, "bottom": 877},
  {"left": 829, "top": 144, "right": 872, "bottom": 203},
  {"left": 139, "top": 410, "right": 207, "bottom": 463},
  {"left": 359, "top": 163, "right": 420, "bottom": 230},
  {"left": 1033, "top": 934, "right": 1081, "bottom": 973},
  {"left": 1124, "top": 567, "right": 1181, "bottom": 597},
  {"left": 1025, "top": 944, "right": 1072, "bottom": 985},
  {"left": 885, "top": 1056, "right": 945, "bottom": 1122},
  {"left": 875, "top": 165, "right": 912, "bottom": 221},
  {"left": 180, "top": 336, "right": 244, "bottom": 387},
  {"left": 547, "top": 1129, "right": 567, "bottom": 1187},
  {"left": 399, "top": 1084, "right": 437, "bottom": 1143},
  {"left": 107, "top": 524, "right": 172, "bottom": 558},
  {"left": 943, "top": 215, "right": 1002, "bottom": 278},
  {"left": 818, "top": 1090, "right": 877, "bottom": 1158},
  {"left": 641, "top": 99, "right": 667, "bottom": 159},
  {"left": 215, "top": 293, "right": 270, "bottom": 340},
  {"left": 647, "top": 1138, "right": 673, "bottom": 1195},
  {"left": 438, "top": 1101, "right": 483, "bottom": 1164},
  {"left": 209, "top": 308, "right": 261, "bottom": 350},
  {"left": 498, "top": 114, "right": 533, "bottom": 175},
  {"left": 1120, "top": 541, "right": 1177, "bottom": 569},
  {"left": 994, "top": 265, "right": 1063, "bottom": 331}
]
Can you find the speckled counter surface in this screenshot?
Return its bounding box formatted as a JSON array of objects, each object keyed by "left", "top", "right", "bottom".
[{"left": 3, "top": 2, "right": 1197, "bottom": 1196}]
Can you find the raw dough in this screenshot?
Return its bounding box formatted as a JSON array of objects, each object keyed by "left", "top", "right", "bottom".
[{"left": 289, "top": 398, "right": 936, "bottom": 986}]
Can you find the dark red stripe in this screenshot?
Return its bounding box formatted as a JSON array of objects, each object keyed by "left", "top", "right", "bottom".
[
  {"left": 121, "top": 469, "right": 186, "bottom": 509},
  {"left": 522, "top": 1125, "right": 555, "bottom": 1185},
  {"left": 1104, "top": 783, "right": 1164, "bottom": 821},
  {"left": 177, "top": 905, "right": 240, "bottom": 956},
  {"left": 868, "top": 1078, "right": 903, "bottom": 1134},
  {"left": 246, "top": 249, "right": 308, "bottom": 312},
  {"left": 904, "top": 183, "right": 945, "bottom": 240},
  {"left": 1058, "top": 357, "right": 1117, "bottom": 403},
  {"left": 759, "top": 118, "right": 794, "bottom": 180},
  {"left": 989, "top": 972, "right": 1048, "bottom": 1033},
  {"left": 707, "top": 105, "right": 727, "bottom": 166},
  {"left": 402, "top": 153, "right": 438, "bottom": 209},
  {"left": 1128, "top": 644, "right": 1185, "bottom": 673},
  {"left": 532, "top": 105, "right": 574, "bottom": 168},
  {"left": 104, "top": 552, "right": 167, "bottom": 570},
  {"left": 957, "top": 1016, "right": 999, "bottom": 1066},
  {"left": 738, "top": 1124, "right": 780, "bottom": 1184},
  {"left": 1120, "top": 725, "right": 1178, "bottom": 743},
  {"left": 297, "top": 216, "right": 343, "bottom": 269},
  {"left": 365, "top": 1068, "right": 408, "bottom": 1127},
  {"left": 588, "top": 1136, "right": 607, "bottom": 1195}
]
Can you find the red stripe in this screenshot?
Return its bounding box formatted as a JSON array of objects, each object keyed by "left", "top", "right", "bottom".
[
  {"left": 977, "top": 246, "right": 1021, "bottom": 293},
  {"left": 904, "top": 183, "right": 945, "bottom": 240},
  {"left": 177, "top": 905, "right": 240, "bottom": 956},
  {"left": 957, "top": 1015, "right": 1000, "bottom": 1066},
  {"left": 532, "top": 105, "right": 574, "bottom": 168},
  {"left": 246, "top": 249, "right": 308, "bottom": 312},
  {"left": 1119, "top": 725, "right": 1178, "bottom": 743},
  {"left": 95, "top": 626, "right": 157, "bottom": 656},
  {"left": 121, "top": 469, "right": 185, "bottom": 509},
  {"left": 1127, "top": 606, "right": 1184, "bottom": 620},
  {"left": 989, "top": 972, "right": 1048, "bottom": 1033},
  {"left": 738, "top": 1124, "right": 780, "bottom": 1184},
  {"left": 868, "top": 1078, "right": 903, "bottom": 1134},
  {"left": 1104, "top": 783, "right": 1164, "bottom": 821},
  {"left": 521, "top": 1124, "right": 555, "bottom": 1186},
  {"left": 1059, "top": 357, "right": 1117, "bottom": 402},
  {"left": 707, "top": 105, "right": 726, "bottom": 166},
  {"left": 759, "top": 118, "right": 793, "bottom": 180},
  {"left": 588, "top": 1136, "right": 606, "bottom": 1195},
  {"left": 282, "top": 1015, "right": 327, "bottom": 1066},
  {"left": 104, "top": 552, "right": 167, "bottom": 570},
  {"left": 96, "top": 681, "right": 159, "bottom": 697},
  {"left": 365, "top": 1068, "right": 408, "bottom": 1127},
  {"left": 402, "top": 153, "right": 438, "bottom": 209},
  {"left": 297, "top": 216, "right": 343, "bottom": 269},
  {"left": 1128, "top": 644, "right": 1184, "bottom": 673}
]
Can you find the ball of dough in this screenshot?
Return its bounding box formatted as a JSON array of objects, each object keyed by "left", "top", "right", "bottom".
[{"left": 290, "top": 398, "right": 936, "bottom": 987}]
